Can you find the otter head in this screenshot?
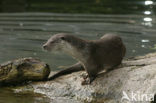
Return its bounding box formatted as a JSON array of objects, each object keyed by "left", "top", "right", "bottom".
[
  {"left": 43, "top": 33, "right": 67, "bottom": 52},
  {"left": 43, "top": 33, "right": 88, "bottom": 62}
]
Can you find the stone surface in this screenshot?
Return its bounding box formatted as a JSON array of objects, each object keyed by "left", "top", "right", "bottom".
[
  {"left": 0, "top": 57, "right": 50, "bottom": 86},
  {"left": 32, "top": 53, "right": 156, "bottom": 103}
]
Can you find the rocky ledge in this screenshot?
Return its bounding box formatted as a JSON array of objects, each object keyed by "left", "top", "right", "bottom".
[
  {"left": 1, "top": 53, "right": 156, "bottom": 103},
  {"left": 31, "top": 53, "right": 156, "bottom": 103}
]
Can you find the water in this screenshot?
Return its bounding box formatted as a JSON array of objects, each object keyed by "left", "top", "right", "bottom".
[
  {"left": 0, "top": 13, "right": 156, "bottom": 69},
  {"left": 0, "top": 87, "right": 50, "bottom": 103},
  {"left": 0, "top": 13, "right": 156, "bottom": 103}
]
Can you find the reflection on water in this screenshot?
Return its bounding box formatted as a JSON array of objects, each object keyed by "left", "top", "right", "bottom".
[
  {"left": 145, "top": 0, "right": 153, "bottom": 5},
  {"left": 0, "top": 87, "right": 50, "bottom": 103},
  {"left": 143, "top": 17, "right": 153, "bottom": 27},
  {"left": 144, "top": 11, "right": 151, "bottom": 15},
  {"left": 142, "top": 0, "right": 154, "bottom": 27},
  {"left": 144, "top": 17, "right": 152, "bottom": 21}
]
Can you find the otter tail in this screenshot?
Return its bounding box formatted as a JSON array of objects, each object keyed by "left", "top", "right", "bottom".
[{"left": 48, "top": 62, "right": 84, "bottom": 80}]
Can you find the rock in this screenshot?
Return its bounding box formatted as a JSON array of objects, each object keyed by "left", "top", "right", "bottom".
[
  {"left": 0, "top": 57, "right": 50, "bottom": 86},
  {"left": 32, "top": 53, "right": 156, "bottom": 103}
]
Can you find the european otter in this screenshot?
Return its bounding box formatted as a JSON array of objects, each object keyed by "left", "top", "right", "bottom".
[{"left": 43, "top": 33, "right": 126, "bottom": 84}]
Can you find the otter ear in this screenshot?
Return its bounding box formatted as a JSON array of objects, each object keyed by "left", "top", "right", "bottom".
[{"left": 60, "top": 36, "right": 65, "bottom": 40}]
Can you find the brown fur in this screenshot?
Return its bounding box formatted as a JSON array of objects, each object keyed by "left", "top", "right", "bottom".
[{"left": 43, "top": 33, "right": 126, "bottom": 84}]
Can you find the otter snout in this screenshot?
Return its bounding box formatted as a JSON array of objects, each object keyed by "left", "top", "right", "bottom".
[
  {"left": 43, "top": 45, "right": 47, "bottom": 49},
  {"left": 43, "top": 44, "right": 50, "bottom": 51}
]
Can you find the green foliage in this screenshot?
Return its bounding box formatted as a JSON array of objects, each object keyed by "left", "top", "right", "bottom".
[{"left": 0, "top": 0, "right": 153, "bottom": 14}]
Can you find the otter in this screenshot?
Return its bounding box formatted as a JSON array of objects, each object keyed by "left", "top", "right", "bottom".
[{"left": 43, "top": 33, "right": 126, "bottom": 84}]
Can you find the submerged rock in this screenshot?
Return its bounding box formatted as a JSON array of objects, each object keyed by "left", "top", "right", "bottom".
[
  {"left": 0, "top": 57, "right": 50, "bottom": 86},
  {"left": 32, "top": 53, "right": 156, "bottom": 103}
]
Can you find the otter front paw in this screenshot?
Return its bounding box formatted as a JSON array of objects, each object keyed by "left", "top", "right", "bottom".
[
  {"left": 81, "top": 76, "right": 95, "bottom": 85},
  {"left": 80, "top": 74, "right": 88, "bottom": 80}
]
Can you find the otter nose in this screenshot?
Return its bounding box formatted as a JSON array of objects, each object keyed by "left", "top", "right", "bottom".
[{"left": 43, "top": 45, "right": 48, "bottom": 50}]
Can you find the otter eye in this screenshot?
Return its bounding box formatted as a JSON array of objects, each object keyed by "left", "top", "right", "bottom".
[
  {"left": 60, "top": 37, "right": 65, "bottom": 40},
  {"left": 50, "top": 41, "right": 54, "bottom": 44}
]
